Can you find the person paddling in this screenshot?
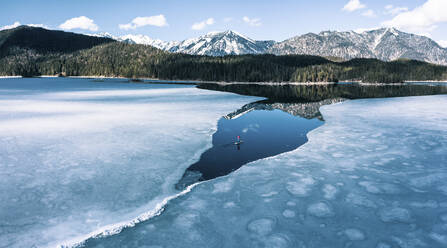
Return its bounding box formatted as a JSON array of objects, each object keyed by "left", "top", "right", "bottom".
[
  {"left": 235, "top": 135, "right": 243, "bottom": 150},
  {"left": 235, "top": 135, "right": 243, "bottom": 145}
]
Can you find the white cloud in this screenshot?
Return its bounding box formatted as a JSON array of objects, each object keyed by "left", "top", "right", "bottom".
[
  {"left": 0, "top": 21, "right": 21, "bottom": 31},
  {"left": 191, "top": 18, "right": 214, "bottom": 30},
  {"left": 223, "top": 17, "right": 233, "bottom": 23},
  {"left": 119, "top": 15, "right": 168, "bottom": 30},
  {"left": 242, "top": 16, "right": 262, "bottom": 27},
  {"left": 343, "top": 0, "right": 366, "bottom": 12},
  {"left": 118, "top": 23, "right": 133, "bottom": 30},
  {"left": 384, "top": 5, "right": 409, "bottom": 15},
  {"left": 59, "top": 16, "right": 98, "bottom": 31},
  {"left": 0, "top": 22, "right": 49, "bottom": 31},
  {"left": 382, "top": 0, "right": 447, "bottom": 34},
  {"left": 362, "top": 9, "right": 376, "bottom": 18},
  {"left": 438, "top": 40, "right": 447, "bottom": 48}
]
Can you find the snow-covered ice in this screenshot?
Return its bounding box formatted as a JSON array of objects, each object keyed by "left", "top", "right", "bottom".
[
  {"left": 0, "top": 78, "right": 259, "bottom": 248},
  {"left": 84, "top": 95, "right": 447, "bottom": 248}
]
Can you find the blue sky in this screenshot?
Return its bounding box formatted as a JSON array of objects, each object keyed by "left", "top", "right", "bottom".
[{"left": 1, "top": 0, "right": 446, "bottom": 46}]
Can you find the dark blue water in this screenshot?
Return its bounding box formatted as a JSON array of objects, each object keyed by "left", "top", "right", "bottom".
[{"left": 176, "top": 108, "right": 323, "bottom": 189}]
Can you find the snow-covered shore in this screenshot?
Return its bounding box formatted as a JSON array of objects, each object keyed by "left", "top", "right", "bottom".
[
  {"left": 0, "top": 76, "right": 22, "bottom": 79},
  {"left": 212, "top": 81, "right": 338, "bottom": 86}
]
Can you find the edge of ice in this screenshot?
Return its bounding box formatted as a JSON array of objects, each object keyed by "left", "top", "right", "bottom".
[{"left": 57, "top": 182, "right": 201, "bottom": 248}]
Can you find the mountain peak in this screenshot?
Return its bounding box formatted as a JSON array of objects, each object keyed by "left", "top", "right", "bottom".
[
  {"left": 221, "top": 30, "right": 238, "bottom": 35},
  {"left": 204, "top": 30, "right": 252, "bottom": 41},
  {"left": 384, "top": 27, "right": 399, "bottom": 36}
]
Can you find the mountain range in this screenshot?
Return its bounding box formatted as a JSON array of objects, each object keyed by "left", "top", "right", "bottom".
[
  {"left": 270, "top": 28, "right": 447, "bottom": 65},
  {"left": 93, "top": 30, "right": 275, "bottom": 56},
  {"left": 1, "top": 26, "right": 447, "bottom": 84},
  {"left": 95, "top": 28, "right": 447, "bottom": 65}
]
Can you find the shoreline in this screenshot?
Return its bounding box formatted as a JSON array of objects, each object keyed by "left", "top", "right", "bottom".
[
  {"left": 209, "top": 81, "right": 338, "bottom": 86},
  {"left": 358, "top": 82, "right": 406, "bottom": 86},
  {"left": 0, "top": 76, "right": 22, "bottom": 79},
  {"left": 2, "top": 75, "right": 446, "bottom": 85},
  {"left": 1, "top": 75, "right": 340, "bottom": 85},
  {"left": 360, "top": 81, "right": 447, "bottom": 86},
  {"left": 404, "top": 80, "right": 447, "bottom": 83}
]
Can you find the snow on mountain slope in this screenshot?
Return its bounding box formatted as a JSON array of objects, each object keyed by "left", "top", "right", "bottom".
[
  {"left": 92, "top": 30, "right": 274, "bottom": 56},
  {"left": 269, "top": 28, "right": 447, "bottom": 65},
  {"left": 92, "top": 28, "right": 447, "bottom": 65},
  {"left": 168, "top": 30, "right": 275, "bottom": 56},
  {"left": 90, "top": 33, "right": 178, "bottom": 50}
]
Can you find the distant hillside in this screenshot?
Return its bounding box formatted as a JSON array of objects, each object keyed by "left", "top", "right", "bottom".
[
  {"left": 1, "top": 26, "right": 447, "bottom": 83},
  {"left": 0, "top": 26, "right": 114, "bottom": 56},
  {"left": 36, "top": 42, "right": 330, "bottom": 81}
]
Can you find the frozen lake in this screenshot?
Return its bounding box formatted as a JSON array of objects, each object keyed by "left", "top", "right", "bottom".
[
  {"left": 0, "top": 78, "right": 446, "bottom": 248},
  {"left": 0, "top": 78, "right": 260, "bottom": 247}
]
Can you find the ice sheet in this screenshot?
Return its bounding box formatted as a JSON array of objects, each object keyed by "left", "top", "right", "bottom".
[
  {"left": 85, "top": 95, "right": 447, "bottom": 248},
  {"left": 0, "top": 78, "right": 259, "bottom": 248}
]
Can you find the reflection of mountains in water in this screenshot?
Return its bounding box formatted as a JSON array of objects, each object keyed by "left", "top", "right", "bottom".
[
  {"left": 198, "top": 83, "right": 447, "bottom": 102},
  {"left": 224, "top": 98, "right": 345, "bottom": 121}
]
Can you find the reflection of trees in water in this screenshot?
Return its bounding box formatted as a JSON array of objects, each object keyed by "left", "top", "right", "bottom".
[
  {"left": 224, "top": 98, "right": 346, "bottom": 121},
  {"left": 198, "top": 83, "right": 447, "bottom": 102}
]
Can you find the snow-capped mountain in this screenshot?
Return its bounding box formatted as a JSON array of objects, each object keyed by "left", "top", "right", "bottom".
[
  {"left": 118, "top": 34, "right": 179, "bottom": 50},
  {"left": 93, "top": 28, "right": 447, "bottom": 65},
  {"left": 268, "top": 28, "right": 447, "bottom": 65},
  {"left": 90, "top": 32, "right": 178, "bottom": 50},
  {"left": 167, "top": 30, "right": 275, "bottom": 56},
  {"left": 92, "top": 30, "right": 274, "bottom": 56},
  {"left": 89, "top": 32, "right": 119, "bottom": 40}
]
